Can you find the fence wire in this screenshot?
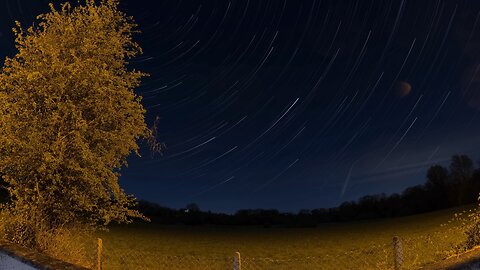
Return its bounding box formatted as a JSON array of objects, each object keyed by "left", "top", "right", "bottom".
[
  {"left": 100, "top": 244, "right": 231, "bottom": 270},
  {"left": 96, "top": 241, "right": 393, "bottom": 270},
  {"left": 92, "top": 224, "right": 466, "bottom": 270}
]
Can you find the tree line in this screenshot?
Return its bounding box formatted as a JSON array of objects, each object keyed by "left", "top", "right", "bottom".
[
  {"left": 132, "top": 154, "right": 480, "bottom": 227},
  {"left": 1, "top": 154, "right": 479, "bottom": 227}
]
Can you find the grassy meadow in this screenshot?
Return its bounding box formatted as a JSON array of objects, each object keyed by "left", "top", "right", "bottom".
[{"left": 92, "top": 206, "right": 475, "bottom": 270}]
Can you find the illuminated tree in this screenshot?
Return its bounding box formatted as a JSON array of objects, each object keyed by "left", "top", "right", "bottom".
[{"left": 0, "top": 0, "right": 159, "bottom": 246}]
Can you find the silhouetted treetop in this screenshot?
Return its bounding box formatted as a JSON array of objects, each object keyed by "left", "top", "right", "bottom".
[{"left": 426, "top": 165, "right": 448, "bottom": 190}]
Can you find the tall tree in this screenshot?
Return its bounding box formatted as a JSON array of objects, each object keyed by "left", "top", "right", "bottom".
[
  {"left": 449, "top": 155, "right": 474, "bottom": 205},
  {"left": 0, "top": 0, "right": 159, "bottom": 247},
  {"left": 425, "top": 165, "right": 449, "bottom": 190},
  {"left": 425, "top": 165, "right": 449, "bottom": 209},
  {"left": 450, "top": 155, "right": 474, "bottom": 183}
]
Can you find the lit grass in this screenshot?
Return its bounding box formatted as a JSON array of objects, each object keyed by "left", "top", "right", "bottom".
[{"left": 94, "top": 206, "right": 474, "bottom": 270}]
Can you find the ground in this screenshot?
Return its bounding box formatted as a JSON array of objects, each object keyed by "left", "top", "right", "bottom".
[{"left": 92, "top": 206, "right": 475, "bottom": 270}]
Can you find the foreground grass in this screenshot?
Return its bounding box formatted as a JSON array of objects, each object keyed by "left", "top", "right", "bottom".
[{"left": 92, "top": 206, "right": 474, "bottom": 270}]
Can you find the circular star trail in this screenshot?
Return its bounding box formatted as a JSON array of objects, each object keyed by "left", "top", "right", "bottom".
[{"left": 2, "top": 0, "right": 480, "bottom": 213}]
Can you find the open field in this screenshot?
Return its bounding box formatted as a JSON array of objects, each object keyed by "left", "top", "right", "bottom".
[{"left": 94, "top": 206, "right": 475, "bottom": 270}]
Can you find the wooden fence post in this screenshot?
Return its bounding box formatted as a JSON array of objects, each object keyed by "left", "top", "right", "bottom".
[
  {"left": 393, "top": 236, "right": 403, "bottom": 270},
  {"left": 97, "top": 238, "right": 103, "bottom": 270},
  {"left": 233, "top": 251, "right": 242, "bottom": 270}
]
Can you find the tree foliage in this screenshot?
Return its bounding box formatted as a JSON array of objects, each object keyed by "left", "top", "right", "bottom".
[
  {"left": 425, "top": 165, "right": 448, "bottom": 190},
  {"left": 0, "top": 0, "right": 155, "bottom": 246},
  {"left": 449, "top": 155, "right": 474, "bottom": 183}
]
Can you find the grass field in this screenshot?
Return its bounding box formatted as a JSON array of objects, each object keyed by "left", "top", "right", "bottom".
[{"left": 93, "top": 206, "right": 475, "bottom": 270}]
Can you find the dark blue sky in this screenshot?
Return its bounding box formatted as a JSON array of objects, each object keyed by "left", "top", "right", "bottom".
[{"left": 2, "top": 0, "right": 480, "bottom": 213}]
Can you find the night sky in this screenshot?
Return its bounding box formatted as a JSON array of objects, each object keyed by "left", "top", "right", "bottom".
[{"left": 2, "top": 0, "right": 480, "bottom": 213}]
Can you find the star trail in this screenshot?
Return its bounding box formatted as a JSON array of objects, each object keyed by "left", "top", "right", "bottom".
[{"left": 2, "top": 0, "right": 480, "bottom": 213}]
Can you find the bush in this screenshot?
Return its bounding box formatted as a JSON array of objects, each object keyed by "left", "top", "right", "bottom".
[
  {"left": 0, "top": 207, "right": 96, "bottom": 268},
  {"left": 465, "top": 221, "right": 480, "bottom": 250}
]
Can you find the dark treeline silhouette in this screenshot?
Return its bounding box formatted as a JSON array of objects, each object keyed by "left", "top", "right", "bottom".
[
  {"left": 1, "top": 154, "right": 479, "bottom": 226},
  {"left": 133, "top": 154, "right": 480, "bottom": 227}
]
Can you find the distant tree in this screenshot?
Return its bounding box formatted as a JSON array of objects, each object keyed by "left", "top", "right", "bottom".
[
  {"left": 384, "top": 193, "right": 403, "bottom": 216},
  {"left": 425, "top": 165, "right": 449, "bottom": 190},
  {"left": 449, "top": 155, "right": 475, "bottom": 205},
  {"left": 450, "top": 155, "right": 474, "bottom": 183},
  {"left": 298, "top": 209, "right": 311, "bottom": 215},
  {"left": 0, "top": 0, "right": 160, "bottom": 248},
  {"left": 186, "top": 203, "right": 201, "bottom": 213},
  {"left": 470, "top": 169, "right": 480, "bottom": 202},
  {"left": 259, "top": 209, "right": 281, "bottom": 227},
  {"left": 311, "top": 208, "right": 330, "bottom": 222},
  {"left": 338, "top": 201, "right": 357, "bottom": 220},
  {"left": 402, "top": 185, "right": 428, "bottom": 214},
  {"left": 424, "top": 165, "right": 449, "bottom": 209},
  {"left": 356, "top": 195, "right": 383, "bottom": 219}
]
